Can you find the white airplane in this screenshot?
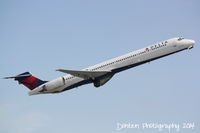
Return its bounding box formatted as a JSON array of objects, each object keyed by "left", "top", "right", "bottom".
[{"left": 5, "top": 37, "right": 195, "bottom": 96}]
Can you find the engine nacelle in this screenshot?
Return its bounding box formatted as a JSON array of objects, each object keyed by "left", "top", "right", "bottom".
[{"left": 39, "top": 77, "right": 65, "bottom": 92}]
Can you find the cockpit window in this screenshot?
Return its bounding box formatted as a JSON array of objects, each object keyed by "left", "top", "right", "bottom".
[{"left": 178, "top": 37, "right": 184, "bottom": 41}]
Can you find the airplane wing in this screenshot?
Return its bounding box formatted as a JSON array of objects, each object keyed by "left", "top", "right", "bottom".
[{"left": 56, "top": 69, "right": 111, "bottom": 80}]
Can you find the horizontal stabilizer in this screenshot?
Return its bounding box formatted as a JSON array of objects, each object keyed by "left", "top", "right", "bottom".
[
  {"left": 4, "top": 72, "right": 32, "bottom": 79},
  {"left": 56, "top": 69, "right": 111, "bottom": 80}
]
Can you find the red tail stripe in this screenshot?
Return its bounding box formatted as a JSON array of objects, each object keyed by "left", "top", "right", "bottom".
[{"left": 20, "top": 76, "right": 39, "bottom": 90}]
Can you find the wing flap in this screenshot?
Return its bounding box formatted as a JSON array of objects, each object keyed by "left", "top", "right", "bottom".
[{"left": 56, "top": 69, "right": 111, "bottom": 80}]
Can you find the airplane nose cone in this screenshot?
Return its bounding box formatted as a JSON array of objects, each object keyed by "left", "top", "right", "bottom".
[
  {"left": 191, "top": 40, "right": 195, "bottom": 45},
  {"left": 190, "top": 40, "right": 195, "bottom": 45},
  {"left": 188, "top": 39, "right": 195, "bottom": 49}
]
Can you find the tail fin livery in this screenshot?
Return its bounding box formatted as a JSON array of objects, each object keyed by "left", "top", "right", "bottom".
[{"left": 4, "top": 72, "right": 47, "bottom": 90}]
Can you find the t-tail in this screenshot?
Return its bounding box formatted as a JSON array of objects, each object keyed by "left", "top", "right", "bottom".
[{"left": 4, "top": 72, "right": 47, "bottom": 90}]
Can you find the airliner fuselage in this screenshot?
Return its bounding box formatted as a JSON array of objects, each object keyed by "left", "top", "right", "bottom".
[{"left": 5, "top": 37, "right": 195, "bottom": 95}]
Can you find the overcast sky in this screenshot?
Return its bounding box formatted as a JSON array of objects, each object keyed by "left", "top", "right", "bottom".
[{"left": 0, "top": 0, "right": 200, "bottom": 133}]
